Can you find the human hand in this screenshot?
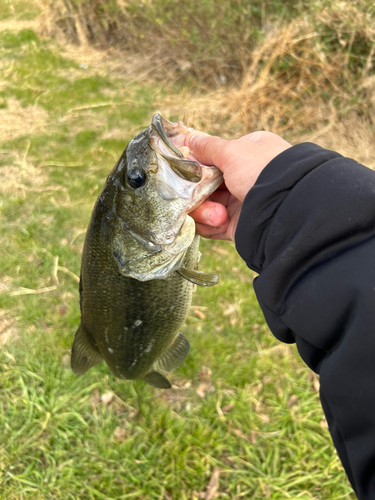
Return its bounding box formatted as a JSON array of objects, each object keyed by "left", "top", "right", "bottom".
[{"left": 185, "top": 131, "right": 292, "bottom": 241}]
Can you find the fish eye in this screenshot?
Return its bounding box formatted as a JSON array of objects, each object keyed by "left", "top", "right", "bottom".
[{"left": 127, "top": 168, "right": 146, "bottom": 189}]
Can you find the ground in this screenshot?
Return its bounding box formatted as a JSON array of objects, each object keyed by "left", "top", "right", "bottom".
[{"left": 0, "top": 1, "right": 360, "bottom": 499}]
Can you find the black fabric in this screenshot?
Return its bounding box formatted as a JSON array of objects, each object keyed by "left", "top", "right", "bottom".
[{"left": 235, "top": 143, "right": 375, "bottom": 499}]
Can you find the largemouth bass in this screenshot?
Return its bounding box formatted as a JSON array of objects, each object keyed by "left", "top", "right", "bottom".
[{"left": 71, "top": 114, "right": 223, "bottom": 388}]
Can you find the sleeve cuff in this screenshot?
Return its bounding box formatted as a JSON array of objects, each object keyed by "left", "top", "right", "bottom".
[{"left": 235, "top": 143, "right": 342, "bottom": 273}]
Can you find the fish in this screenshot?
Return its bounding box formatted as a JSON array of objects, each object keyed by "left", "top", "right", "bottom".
[{"left": 71, "top": 114, "right": 223, "bottom": 388}]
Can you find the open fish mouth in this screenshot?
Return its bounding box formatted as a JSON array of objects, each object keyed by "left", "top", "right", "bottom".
[
  {"left": 150, "top": 113, "right": 222, "bottom": 209},
  {"left": 150, "top": 114, "right": 202, "bottom": 183}
]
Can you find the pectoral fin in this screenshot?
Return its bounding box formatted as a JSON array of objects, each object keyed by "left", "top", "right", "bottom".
[
  {"left": 155, "top": 332, "right": 190, "bottom": 374},
  {"left": 140, "top": 370, "right": 172, "bottom": 389},
  {"left": 71, "top": 324, "right": 103, "bottom": 375},
  {"left": 177, "top": 267, "right": 219, "bottom": 287}
]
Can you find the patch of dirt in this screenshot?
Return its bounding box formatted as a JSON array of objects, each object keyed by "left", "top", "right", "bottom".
[
  {"left": 0, "top": 19, "right": 39, "bottom": 32},
  {"left": 0, "top": 310, "right": 18, "bottom": 347},
  {"left": 0, "top": 97, "right": 48, "bottom": 142},
  {"left": 0, "top": 276, "right": 13, "bottom": 294},
  {"left": 101, "top": 127, "right": 128, "bottom": 140},
  {"left": 0, "top": 159, "right": 49, "bottom": 196},
  {"left": 58, "top": 44, "right": 120, "bottom": 76},
  {"left": 52, "top": 34, "right": 177, "bottom": 87}
]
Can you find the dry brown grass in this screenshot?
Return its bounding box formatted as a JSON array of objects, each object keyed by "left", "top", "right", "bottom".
[
  {"left": 159, "top": 17, "right": 375, "bottom": 166},
  {"left": 0, "top": 18, "right": 39, "bottom": 31},
  {"left": 0, "top": 137, "right": 67, "bottom": 205},
  {"left": 36, "top": 1, "right": 375, "bottom": 166},
  {"left": 0, "top": 98, "right": 48, "bottom": 142},
  {"left": 8, "top": 1, "right": 375, "bottom": 166},
  {"left": 0, "top": 79, "right": 45, "bottom": 191},
  {"left": 0, "top": 309, "right": 18, "bottom": 347},
  {"left": 38, "top": 0, "right": 130, "bottom": 48}
]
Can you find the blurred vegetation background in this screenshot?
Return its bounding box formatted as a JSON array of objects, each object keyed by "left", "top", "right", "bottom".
[{"left": 1, "top": 0, "right": 373, "bottom": 498}]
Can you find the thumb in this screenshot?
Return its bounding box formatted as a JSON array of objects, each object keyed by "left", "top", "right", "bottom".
[{"left": 185, "top": 132, "right": 229, "bottom": 170}]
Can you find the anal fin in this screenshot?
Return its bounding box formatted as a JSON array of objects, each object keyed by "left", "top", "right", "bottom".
[
  {"left": 155, "top": 332, "right": 190, "bottom": 374},
  {"left": 177, "top": 267, "right": 219, "bottom": 287},
  {"left": 141, "top": 370, "right": 171, "bottom": 389},
  {"left": 71, "top": 324, "right": 103, "bottom": 375}
]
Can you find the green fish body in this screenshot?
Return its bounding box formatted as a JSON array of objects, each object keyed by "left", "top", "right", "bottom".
[{"left": 71, "top": 115, "right": 222, "bottom": 388}]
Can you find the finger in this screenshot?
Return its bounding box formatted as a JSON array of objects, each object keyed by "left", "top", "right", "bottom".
[
  {"left": 184, "top": 133, "right": 230, "bottom": 171},
  {"left": 195, "top": 220, "right": 231, "bottom": 239},
  {"left": 189, "top": 200, "right": 228, "bottom": 227},
  {"left": 195, "top": 223, "right": 232, "bottom": 241}
]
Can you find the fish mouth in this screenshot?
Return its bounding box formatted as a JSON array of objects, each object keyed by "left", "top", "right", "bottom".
[
  {"left": 145, "top": 114, "right": 223, "bottom": 251},
  {"left": 150, "top": 113, "right": 203, "bottom": 184},
  {"left": 150, "top": 113, "right": 223, "bottom": 206}
]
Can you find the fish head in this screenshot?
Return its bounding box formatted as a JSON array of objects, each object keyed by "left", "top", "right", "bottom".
[{"left": 107, "top": 114, "right": 223, "bottom": 281}]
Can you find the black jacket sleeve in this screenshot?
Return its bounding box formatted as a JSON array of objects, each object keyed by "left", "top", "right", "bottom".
[{"left": 235, "top": 143, "right": 375, "bottom": 499}]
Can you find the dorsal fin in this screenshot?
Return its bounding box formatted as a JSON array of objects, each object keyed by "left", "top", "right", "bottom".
[
  {"left": 140, "top": 369, "right": 172, "bottom": 389},
  {"left": 155, "top": 332, "right": 190, "bottom": 374},
  {"left": 177, "top": 267, "right": 219, "bottom": 287},
  {"left": 71, "top": 324, "right": 103, "bottom": 375}
]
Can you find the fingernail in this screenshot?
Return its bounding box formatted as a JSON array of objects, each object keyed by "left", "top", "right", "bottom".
[
  {"left": 185, "top": 131, "right": 210, "bottom": 148},
  {"left": 186, "top": 133, "right": 196, "bottom": 148}
]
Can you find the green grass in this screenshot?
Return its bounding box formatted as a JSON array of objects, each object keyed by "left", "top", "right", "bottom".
[
  {"left": 0, "top": 0, "right": 40, "bottom": 21},
  {"left": 0, "top": 8, "right": 355, "bottom": 500}
]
